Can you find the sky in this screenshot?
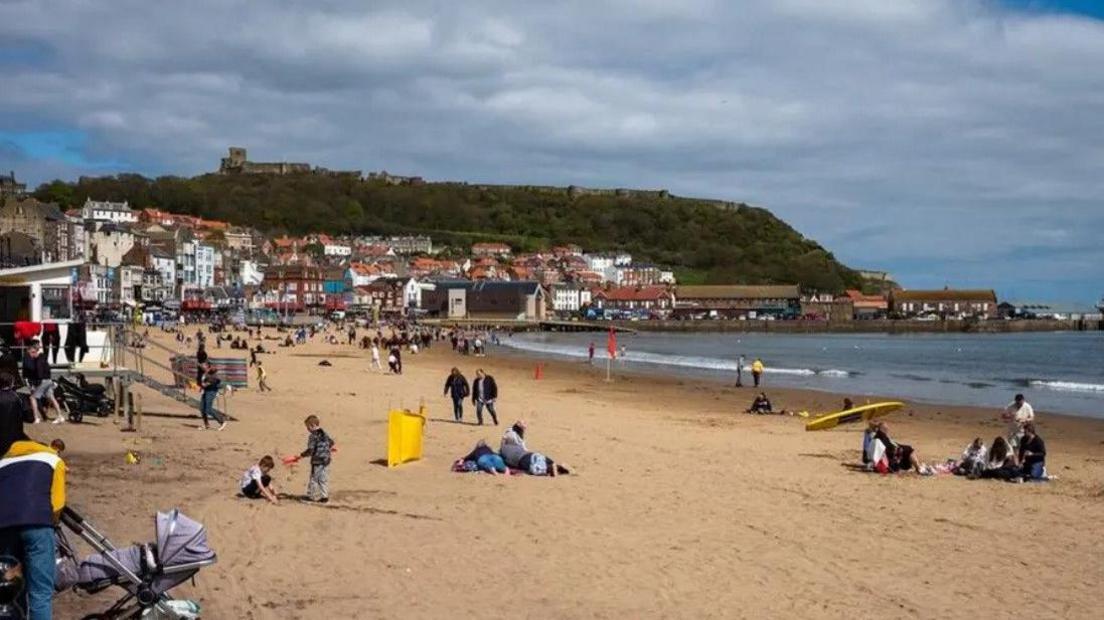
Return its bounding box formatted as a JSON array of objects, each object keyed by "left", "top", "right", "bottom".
[{"left": 1, "top": 0, "right": 1102, "bottom": 304}]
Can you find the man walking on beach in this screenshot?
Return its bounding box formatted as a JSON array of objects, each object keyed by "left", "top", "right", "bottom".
[
  {"left": 588, "top": 342, "right": 595, "bottom": 364},
  {"left": 1002, "top": 393, "right": 1034, "bottom": 449},
  {"left": 752, "top": 357, "right": 765, "bottom": 387},
  {"left": 443, "top": 367, "right": 470, "bottom": 422},
  {"left": 472, "top": 369, "right": 499, "bottom": 426}
]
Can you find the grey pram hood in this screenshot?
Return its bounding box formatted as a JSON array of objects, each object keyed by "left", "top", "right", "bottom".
[{"left": 57, "top": 509, "right": 216, "bottom": 594}]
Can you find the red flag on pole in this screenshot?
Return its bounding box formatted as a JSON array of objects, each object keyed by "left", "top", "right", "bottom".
[{"left": 607, "top": 327, "right": 617, "bottom": 359}]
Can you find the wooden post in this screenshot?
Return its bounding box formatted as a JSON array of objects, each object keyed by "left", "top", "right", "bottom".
[
  {"left": 134, "top": 391, "right": 143, "bottom": 433},
  {"left": 112, "top": 378, "right": 122, "bottom": 423},
  {"left": 605, "top": 356, "right": 612, "bottom": 382}
]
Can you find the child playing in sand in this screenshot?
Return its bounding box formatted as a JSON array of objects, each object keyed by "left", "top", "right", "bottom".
[
  {"left": 299, "top": 415, "right": 334, "bottom": 503},
  {"left": 240, "top": 455, "right": 279, "bottom": 504}
]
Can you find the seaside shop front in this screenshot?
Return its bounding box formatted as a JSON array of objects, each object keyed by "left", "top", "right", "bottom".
[{"left": 0, "top": 260, "right": 112, "bottom": 365}]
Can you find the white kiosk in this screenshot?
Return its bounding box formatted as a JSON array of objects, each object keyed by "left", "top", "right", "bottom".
[{"left": 0, "top": 259, "right": 114, "bottom": 367}]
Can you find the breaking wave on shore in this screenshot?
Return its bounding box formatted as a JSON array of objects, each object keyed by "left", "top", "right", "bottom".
[
  {"left": 499, "top": 338, "right": 854, "bottom": 378},
  {"left": 1028, "top": 380, "right": 1104, "bottom": 393}
]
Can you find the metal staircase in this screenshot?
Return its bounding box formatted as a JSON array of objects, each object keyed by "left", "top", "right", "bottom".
[{"left": 116, "top": 328, "right": 233, "bottom": 421}]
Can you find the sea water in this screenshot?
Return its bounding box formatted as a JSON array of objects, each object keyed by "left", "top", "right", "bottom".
[{"left": 500, "top": 330, "right": 1104, "bottom": 418}]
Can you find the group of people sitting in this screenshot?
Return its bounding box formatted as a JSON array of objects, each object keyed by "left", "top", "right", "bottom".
[
  {"left": 453, "top": 420, "right": 570, "bottom": 477},
  {"left": 952, "top": 424, "right": 1047, "bottom": 481},
  {"left": 858, "top": 394, "right": 1048, "bottom": 482}
]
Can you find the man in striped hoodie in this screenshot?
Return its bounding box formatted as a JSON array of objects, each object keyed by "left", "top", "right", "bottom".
[{"left": 0, "top": 372, "right": 66, "bottom": 620}]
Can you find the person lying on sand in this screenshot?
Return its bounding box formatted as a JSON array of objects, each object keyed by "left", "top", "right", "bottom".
[
  {"left": 500, "top": 420, "right": 570, "bottom": 477},
  {"left": 454, "top": 439, "right": 508, "bottom": 475}
]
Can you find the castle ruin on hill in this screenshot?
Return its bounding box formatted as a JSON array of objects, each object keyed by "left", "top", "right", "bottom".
[{"left": 217, "top": 147, "right": 360, "bottom": 177}]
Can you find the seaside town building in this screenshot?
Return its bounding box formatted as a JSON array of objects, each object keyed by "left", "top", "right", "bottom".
[
  {"left": 842, "top": 289, "right": 889, "bottom": 319},
  {"left": 0, "top": 197, "right": 68, "bottom": 264},
  {"left": 421, "top": 280, "right": 548, "bottom": 320},
  {"left": 471, "top": 242, "right": 512, "bottom": 258},
  {"left": 0, "top": 171, "right": 26, "bottom": 198},
  {"left": 672, "top": 285, "right": 802, "bottom": 319},
  {"left": 81, "top": 198, "right": 137, "bottom": 223},
  {"left": 550, "top": 282, "right": 593, "bottom": 314},
  {"left": 890, "top": 289, "right": 997, "bottom": 319},
  {"left": 592, "top": 286, "right": 675, "bottom": 316}
]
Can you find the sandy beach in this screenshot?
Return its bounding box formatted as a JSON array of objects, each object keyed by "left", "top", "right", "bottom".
[{"left": 40, "top": 328, "right": 1104, "bottom": 619}]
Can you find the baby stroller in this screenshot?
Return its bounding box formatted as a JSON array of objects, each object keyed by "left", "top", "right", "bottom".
[
  {"left": 54, "top": 507, "right": 217, "bottom": 619},
  {"left": 55, "top": 375, "right": 114, "bottom": 422}
]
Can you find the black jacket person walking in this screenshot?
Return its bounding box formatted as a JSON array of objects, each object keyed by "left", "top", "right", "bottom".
[
  {"left": 471, "top": 369, "right": 499, "bottom": 426},
  {"left": 443, "top": 368, "right": 470, "bottom": 422}
]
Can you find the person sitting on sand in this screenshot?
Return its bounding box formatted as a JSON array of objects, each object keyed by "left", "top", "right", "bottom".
[
  {"left": 746, "top": 393, "right": 773, "bottom": 414},
  {"left": 454, "top": 439, "right": 508, "bottom": 475},
  {"left": 500, "top": 420, "right": 569, "bottom": 477},
  {"left": 974, "top": 436, "right": 1019, "bottom": 480},
  {"left": 240, "top": 455, "right": 279, "bottom": 504},
  {"left": 953, "top": 438, "right": 988, "bottom": 477},
  {"left": 873, "top": 421, "right": 920, "bottom": 474},
  {"left": 862, "top": 420, "right": 878, "bottom": 465},
  {"left": 1017, "top": 423, "right": 1046, "bottom": 480}
]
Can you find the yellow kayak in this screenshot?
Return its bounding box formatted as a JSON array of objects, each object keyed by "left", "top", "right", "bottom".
[{"left": 804, "top": 401, "right": 905, "bottom": 431}]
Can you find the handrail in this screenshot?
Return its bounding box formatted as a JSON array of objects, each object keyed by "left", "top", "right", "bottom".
[{"left": 117, "top": 327, "right": 233, "bottom": 419}]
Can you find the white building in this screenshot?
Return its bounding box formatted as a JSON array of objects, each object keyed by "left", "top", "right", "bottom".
[
  {"left": 88, "top": 226, "right": 137, "bottom": 268},
  {"left": 584, "top": 252, "right": 633, "bottom": 278},
  {"left": 551, "top": 283, "right": 592, "bottom": 313},
  {"left": 81, "top": 198, "right": 137, "bottom": 223},
  {"left": 115, "top": 265, "right": 144, "bottom": 305},
  {"left": 388, "top": 235, "right": 433, "bottom": 255},
  {"left": 323, "top": 243, "right": 352, "bottom": 257},
  {"left": 150, "top": 248, "right": 175, "bottom": 290},
  {"left": 239, "top": 260, "right": 265, "bottom": 286},
  {"left": 195, "top": 243, "right": 215, "bottom": 288}
]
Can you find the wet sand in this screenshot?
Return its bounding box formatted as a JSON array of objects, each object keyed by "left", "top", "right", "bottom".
[{"left": 41, "top": 328, "right": 1104, "bottom": 619}]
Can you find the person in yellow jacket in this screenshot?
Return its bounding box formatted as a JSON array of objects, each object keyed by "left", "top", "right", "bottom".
[
  {"left": 751, "top": 358, "right": 765, "bottom": 387},
  {"left": 1, "top": 371, "right": 66, "bottom": 619}
]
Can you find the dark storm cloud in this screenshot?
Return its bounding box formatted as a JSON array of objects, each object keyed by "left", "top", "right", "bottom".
[{"left": 0, "top": 0, "right": 1101, "bottom": 300}]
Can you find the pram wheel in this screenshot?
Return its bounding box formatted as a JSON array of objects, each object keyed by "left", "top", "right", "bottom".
[{"left": 68, "top": 407, "right": 84, "bottom": 424}]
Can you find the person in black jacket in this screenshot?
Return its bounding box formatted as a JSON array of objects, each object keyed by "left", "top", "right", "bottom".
[
  {"left": 443, "top": 368, "right": 470, "bottom": 422},
  {"left": 195, "top": 343, "right": 209, "bottom": 386},
  {"left": 471, "top": 369, "right": 499, "bottom": 426},
  {"left": 1017, "top": 423, "right": 1046, "bottom": 480}
]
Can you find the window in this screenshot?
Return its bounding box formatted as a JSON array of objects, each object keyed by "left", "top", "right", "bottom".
[{"left": 42, "top": 285, "right": 71, "bottom": 320}]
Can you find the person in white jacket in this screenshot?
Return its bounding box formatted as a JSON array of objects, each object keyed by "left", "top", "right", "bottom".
[{"left": 1002, "top": 394, "right": 1034, "bottom": 449}]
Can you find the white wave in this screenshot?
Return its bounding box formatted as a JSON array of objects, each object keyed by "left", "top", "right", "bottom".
[
  {"left": 499, "top": 338, "right": 850, "bottom": 378},
  {"left": 1030, "top": 380, "right": 1104, "bottom": 393}
]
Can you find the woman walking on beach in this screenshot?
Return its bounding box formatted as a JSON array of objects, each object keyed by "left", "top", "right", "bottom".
[{"left": 443, "top": 368, "right": 470, "bottom": 422}]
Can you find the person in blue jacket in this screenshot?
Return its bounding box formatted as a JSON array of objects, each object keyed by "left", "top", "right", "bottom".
[{"left": 0, "top": 372, "right": 66, "bottom": 619}]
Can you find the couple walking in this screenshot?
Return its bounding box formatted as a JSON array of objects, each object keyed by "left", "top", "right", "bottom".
[{"left": 443, "top": 368, "right": 499, "bottom": 425}]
